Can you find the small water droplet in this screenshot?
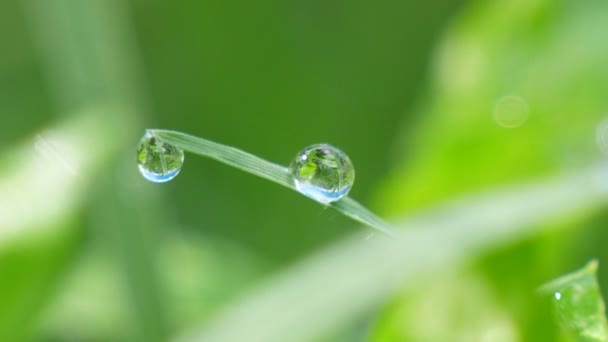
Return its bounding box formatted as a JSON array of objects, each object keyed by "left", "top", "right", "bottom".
[
  {"left": 493, "top": 95, "right": 529, "bottom": 128},
  {"left": 554, "top": 292, "right": 562, "bottom": 301},
  {"left": 290, "top": 144, "right": 355, "bottom": 203},
  {"left": 136, "top": 131, "right": 184, "bottom": 183}
]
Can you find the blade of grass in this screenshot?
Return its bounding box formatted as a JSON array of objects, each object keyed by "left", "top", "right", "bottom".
[
  {"left": 176, "top": 163, "right": 608, "bottom": 342},
  {"left": 150, "top": 129, "right": 398, "bottom": 236}
]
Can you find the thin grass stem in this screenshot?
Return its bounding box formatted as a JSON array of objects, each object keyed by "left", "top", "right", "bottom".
[{"left": 150, "top": 129, "right": 399, "bottom": 236}]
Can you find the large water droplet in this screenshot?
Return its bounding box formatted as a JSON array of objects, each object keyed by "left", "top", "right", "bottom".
[
  {"left": 137, "top": 131, "right": 184, "bottom": 183},
  {"left": 290, "top": 144, "right": 355, "bottom": 203}
]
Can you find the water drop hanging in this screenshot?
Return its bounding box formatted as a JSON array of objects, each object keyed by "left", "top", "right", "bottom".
[
  {"left": 290, "top": 144, "right": 355, "bottom": 203},
  {"left": 136, "top": 131, "right": 184, "bottom": 183}
]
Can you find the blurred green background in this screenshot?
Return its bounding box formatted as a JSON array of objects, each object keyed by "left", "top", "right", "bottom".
[{"left": 1, "top": 0, "right": 608, "bottom": 340}]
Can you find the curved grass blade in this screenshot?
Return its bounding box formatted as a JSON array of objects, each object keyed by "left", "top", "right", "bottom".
[{"left": 149, "top": 129, "right": 398, "bottom": 236}]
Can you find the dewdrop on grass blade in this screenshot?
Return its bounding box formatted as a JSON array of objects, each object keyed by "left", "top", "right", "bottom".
[
  {"left": 290, "top": 144, "right": 355, "bottom": 204},
  {"left": 137, "top": 131, "right": 184, "bottom": 183},
  {"left": 139, "top": 129, "right": 394, "bottom": 235}
]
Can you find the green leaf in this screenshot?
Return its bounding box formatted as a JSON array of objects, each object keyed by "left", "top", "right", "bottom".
[
  {"left": 150, "top": 129, "right": 397, "bottom": 236},
  {"left": 540, "top": 260, "right": 608, "bottom": 341},
  {"left": 376, "top": 0, "right": 608, "bottom": 215}
]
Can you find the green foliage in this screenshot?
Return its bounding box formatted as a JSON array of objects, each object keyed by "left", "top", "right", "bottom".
[
  {"left": 541, "top": 261, "right": 608, "bottom": 341},
  {"left": 0, "top": 220, "right": 80, "bottom": 341},
  {"left": 377, "top": 0, "right": 608, "bottom": 214},
  {"left": 369, "top": 0, "right": 608, "bottom": 340},
  {"left": 1, "top": 0, "right": 608, "bottom": 340},
  {"left": 370, "top": 271, "right": 518, "bottom": 342},
  {"left": 0, "top": 110, "right": 133, "bottom": 340}
]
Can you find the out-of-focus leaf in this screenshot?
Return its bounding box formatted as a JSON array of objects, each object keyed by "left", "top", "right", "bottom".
[
  {"left": 23, "top": 0, "right": 173, "bottom": 338},
  {"left": 35, "top": 229, "right": 266, "bottom": 341},
  {"left": 371, "top": 0, "right": 608, "bottom": 339},
  {"left": 377, "top": 0, "right": 608, "bottom": 214},
  {"left": 0, "top": 219, "right": 80, "bottom": 341},
  {"left": 0, "top": 109, "right": 133, "bottom": 340},
  {"left": 370, "top": 271, "right": 518, "bottom": 342},
  {"left": 540, "top": 260, "right": 608, "bottom": 341}
]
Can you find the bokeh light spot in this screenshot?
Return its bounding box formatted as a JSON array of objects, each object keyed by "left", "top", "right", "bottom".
[{"left": 493, "top": 95, "right": 529, "bottom": 128}]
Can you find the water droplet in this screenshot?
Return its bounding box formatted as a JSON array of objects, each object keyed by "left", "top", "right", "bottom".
[
  {"left": 493, "top": 95, "right": 529, "bottom": 128},
  {"left": 290, "top": 144, "right": 355, "bottom": 203},
  {"left": 554, "top": 292, "right": 562, "bottom": 301},
  {"left": 136, "top": 131, "right": 184, "bottom": 183}
]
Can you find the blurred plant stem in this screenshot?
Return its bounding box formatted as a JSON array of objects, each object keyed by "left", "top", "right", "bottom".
[{"left": 23, "top": 0, "right": 170, "bottom": 340}]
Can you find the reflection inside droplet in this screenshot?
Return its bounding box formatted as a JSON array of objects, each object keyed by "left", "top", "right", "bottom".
[
  {"left": 493, "top": 95, "right": 529, "bottom": 128},
  {"left": 136, "top": 131, "right": 184, "bottom": 183},
  {"left": 554, "top": 292, "right": 562, "bottom": 301},
  {"left": 290, "top": 144, "right": 355, "bottom": 204}
]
